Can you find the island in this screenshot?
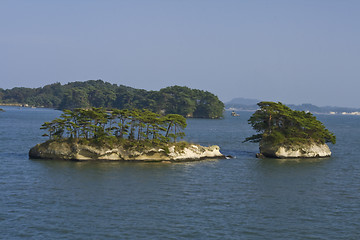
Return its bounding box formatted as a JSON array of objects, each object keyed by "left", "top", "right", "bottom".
[
  {"left": 1, "top": 80, "right": 224, "bottom": 119},
  {"left": 29, "top": 108, "right": 224, "bottom": 161},
  {"left": 244, "top": 102, "right": 336, "bottom": 158}
]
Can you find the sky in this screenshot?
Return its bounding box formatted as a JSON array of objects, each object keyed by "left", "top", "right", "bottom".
[{"left": 1, "top": 0, "right": 360, "bottom": 107}]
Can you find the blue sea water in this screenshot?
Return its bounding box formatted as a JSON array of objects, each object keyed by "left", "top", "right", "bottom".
[{"left": 0, "top": 106, "right": 359, "bottom": 239}]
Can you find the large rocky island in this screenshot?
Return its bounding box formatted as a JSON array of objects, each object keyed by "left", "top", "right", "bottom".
[
  {"left": 1, "top": 80, "right": 224, "bottom": 119},
  {"left": 245, "top": 102, "right": 336, "bottom": 159},
  {"left": 29, "top": 107, "right": 224, "bottom": 161}
]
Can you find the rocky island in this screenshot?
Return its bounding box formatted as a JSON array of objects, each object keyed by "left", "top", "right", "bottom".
[
  {"left": 29, "top": 108, "right": 224, "bottom": 161},
  {"left": 245, "top": 102, "right": 336, "bottom": 159},
  {"left": 29, "top": 139, "right": 223, "bottom": 161}
]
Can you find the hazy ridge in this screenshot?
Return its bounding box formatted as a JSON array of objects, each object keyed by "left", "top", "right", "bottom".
[{"left": 226, "top": 98, "right": 360, "bottom": 114}]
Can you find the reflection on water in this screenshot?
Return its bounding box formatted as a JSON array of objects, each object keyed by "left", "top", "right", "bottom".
[{"left": 261, "top": 156, "right": 331, "bottom": 164}]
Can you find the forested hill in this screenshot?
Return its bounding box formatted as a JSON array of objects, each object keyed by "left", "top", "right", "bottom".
[{"left": 0, "top": 80, "right": 224, "bottom": 118}]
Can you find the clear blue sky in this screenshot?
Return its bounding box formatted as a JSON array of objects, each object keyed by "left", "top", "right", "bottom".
[{"left": 1, "top": 0, "right": 360, "bottom": 107}]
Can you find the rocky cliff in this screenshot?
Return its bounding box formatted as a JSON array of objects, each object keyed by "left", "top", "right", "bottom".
[
  {"left": 29, "top": 140, "right": 224, "bottom": 161},
  {"left": 258, "top": 141, "right": 331, "bottom": 158}
]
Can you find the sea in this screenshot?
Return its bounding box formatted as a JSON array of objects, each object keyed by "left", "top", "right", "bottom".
[{"left": 1, "top": 106, "right": 359, "bottom": 239}]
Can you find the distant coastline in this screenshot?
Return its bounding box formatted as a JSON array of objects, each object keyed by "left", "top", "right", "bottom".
[
  {"left": 0, "top": 103, "right": 26, "bottom": 107},
  {"left": 225, "top": 98, "right": 360, "bottom": 115}
]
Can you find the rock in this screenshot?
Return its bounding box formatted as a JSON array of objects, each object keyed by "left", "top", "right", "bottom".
[
  {"left": 29, "top": 140, "right": 225, "bottom": 161},
  {"left": 259, "top": 141, "right": 331, "bottom": 158}
]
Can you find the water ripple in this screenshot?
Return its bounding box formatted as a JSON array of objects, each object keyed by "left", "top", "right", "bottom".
[{"left": 1, "top": 108, "right": 360, "bottom": 239}]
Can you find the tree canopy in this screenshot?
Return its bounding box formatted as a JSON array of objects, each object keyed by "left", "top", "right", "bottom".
[
  {"left": 0, "top": 80, "right": 224, "bottom": 118},
  {"left": 244, "top": 102, "right": 336, "bottom": 145},
  {"left": 40, "top": 107, "right": 187, "bottom": 144}
]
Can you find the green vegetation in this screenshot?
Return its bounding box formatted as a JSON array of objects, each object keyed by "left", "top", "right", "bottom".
[
  {"left": 41, "top": 108, "right": 187, "bottom": 146},
  {"left": 244, "top": 102, "right": 336, "bottom": 145},
  {"left": 0, "top": 80, "right": 224, "bottom": 118}
]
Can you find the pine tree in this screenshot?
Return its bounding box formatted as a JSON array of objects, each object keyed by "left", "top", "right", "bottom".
[{"left": 245, "top": 102, "right": 336, "bottom": 145}]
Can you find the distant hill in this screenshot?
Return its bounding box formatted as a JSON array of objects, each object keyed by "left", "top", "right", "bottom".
[
  {"left": 226, "top": 97, "right": 260, "bottom": 106},
  {"left": 225, "top": 97, "right": 260, "bottom": 111},
  {"left": 0, "top": 80, "right": 224, "bottom": 118},
  {"left": 226, "top": 98, "right": 360, "bottom": 115},
  {"left": 287, "top": 103, "right": 360, "bottom": 115}
]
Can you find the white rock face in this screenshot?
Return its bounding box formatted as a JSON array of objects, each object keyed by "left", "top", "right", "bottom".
[
  {"left": 259, "top": 142, "right": 331, "bottom": 158},
  {"left": 168, "top": 145, "right": 223, "bottom": 160},
  {"left": 29, "top": 140, "right": 224, "bottom": 161}
]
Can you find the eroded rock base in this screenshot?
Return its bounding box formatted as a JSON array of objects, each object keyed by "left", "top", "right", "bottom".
[
  {"left": 259, "top": 142, "right": 331, "bottom": 158},
  {"left": 29, "top": 140, "right": 224, "bottom": 161}
]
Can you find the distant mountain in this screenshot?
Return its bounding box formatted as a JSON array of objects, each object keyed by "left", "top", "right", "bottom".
[
  {"left": 226, "top": 98, "right": 360, "bottom": 114},
  {"left": 226, "top": 97, "right": 260, "bottom": 106},
  {"left": 225, "top": 97, "right": 260, "bottom": 111}
]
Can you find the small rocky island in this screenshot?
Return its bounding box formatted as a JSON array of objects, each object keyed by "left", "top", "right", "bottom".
[
  {"left": 245, "top": 102, "right": 336, "bottom": 159},
  {"left": 29, "top": 108, "right": 224, "bottom": 161}
]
